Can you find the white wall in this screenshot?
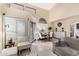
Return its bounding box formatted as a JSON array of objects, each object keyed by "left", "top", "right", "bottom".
[
  {"left": 0, "top": 15, "right": 2, "bottom": 51},
  {"left": 49, "top": 3, "right": 79, "bottom": 22}
]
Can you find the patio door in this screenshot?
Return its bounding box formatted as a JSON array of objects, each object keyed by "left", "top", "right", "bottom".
[
  {"left": 16, "top": 19, "right": 26, "bottom": 43},
  {"left": 3, "top": 16, "right": 26, "bottom": 48},
  {"left": 4, "top": 17, "right": 17, "bottom": 47}
]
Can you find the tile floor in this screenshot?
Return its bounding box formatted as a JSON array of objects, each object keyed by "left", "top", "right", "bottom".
[{"left": 20, "top": 40, "right": 57, "bottom": 56}]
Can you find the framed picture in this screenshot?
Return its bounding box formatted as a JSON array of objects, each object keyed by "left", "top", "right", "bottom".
[{"left": 57, "top": 22, "right": 62, "bottom": 27}]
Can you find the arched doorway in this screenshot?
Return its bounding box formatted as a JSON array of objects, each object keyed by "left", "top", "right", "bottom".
[{"left": 39, "top": 18, "right": 47, "bottom": 24}]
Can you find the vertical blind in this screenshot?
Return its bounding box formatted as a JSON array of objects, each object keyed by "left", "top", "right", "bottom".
[
  {"left": 17, "top": 19, "right": 25, "bottom": 36},
  {"left": 4, "top": 16, "right": 26, "bottom": 44}
]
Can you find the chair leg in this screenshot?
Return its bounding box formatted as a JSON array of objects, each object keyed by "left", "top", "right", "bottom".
[
  {"left": 28, "top": 48, "right": 31, "bottom": 51},
  {"left": 17, "top": 50, "right": 21, "bottom": 56}
]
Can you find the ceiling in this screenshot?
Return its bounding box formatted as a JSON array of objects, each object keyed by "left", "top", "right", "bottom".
[{"left": 29, "top": 3, "right": 56, "bottom": 11}]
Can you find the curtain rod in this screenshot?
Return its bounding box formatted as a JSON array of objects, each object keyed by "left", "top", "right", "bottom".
[{"left": 13, "top": 3, "right": 36, "bottom": 14}]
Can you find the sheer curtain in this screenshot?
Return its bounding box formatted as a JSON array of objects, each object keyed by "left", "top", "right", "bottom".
[{"left": 27, "top": 19, "right": 36, "bottom": 43}]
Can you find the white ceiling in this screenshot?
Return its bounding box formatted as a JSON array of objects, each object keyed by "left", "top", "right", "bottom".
[{"left": 29, "top": 3, "right": 56, "bottom": 11}]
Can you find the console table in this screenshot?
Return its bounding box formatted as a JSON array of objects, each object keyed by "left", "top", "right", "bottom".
[
  {"left": 54, "top": 32, "right": 66, "bottom": 39},
  {"left": 5, "top": 42, "right": 15, "bottom": 48}
]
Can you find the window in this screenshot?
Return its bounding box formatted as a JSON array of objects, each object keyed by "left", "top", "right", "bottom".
[
  {"left": 17, "top": 20, "right": 25, "bottom": 36},
  {"left": 4, "top": 17, "right": 16, "bottom": 44}
]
